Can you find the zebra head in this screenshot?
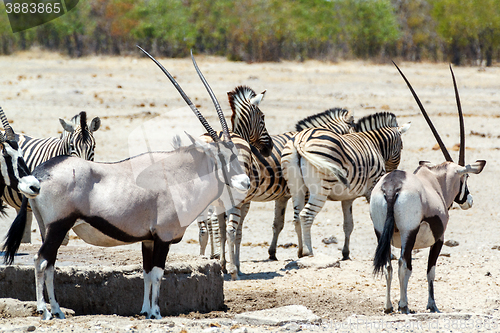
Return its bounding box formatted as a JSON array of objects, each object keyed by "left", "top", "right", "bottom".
[
  {"left": 59, "top": 111, "right": 101, "bottom": 161},
  {"left": 228, "top": 86, "right": 273, "bottom": 157},
  {"left": 355, "top": 112, "right": 411, "bottom": 172},
  {"left": 0, "top": 107, "right": 40, "bottom": 199}
]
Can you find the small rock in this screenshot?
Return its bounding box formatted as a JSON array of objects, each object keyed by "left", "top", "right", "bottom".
[
  {"left": 444, "top": 240, "right": 459, "bottom": 247},
  {"left": 439, "top": 253, "right": 451, "bottom": 257},
  {"left": 282, "top": 322, "right": 301, "bottom": 331},
  {"left": 233, "top": 328, "right": 248, "bottom": 333},
  {"left": 492, "top": 245, "right": 499, "bottom": 250},
  {"left": 322, "top": 236, "right": 338, "bottom": 245}
]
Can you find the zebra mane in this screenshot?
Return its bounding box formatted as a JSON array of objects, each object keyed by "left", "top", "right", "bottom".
[
  {"left": 295, "top": 108, "right": 353, "bottom": 131},
  {"left": 228, "top": 85, "right": 257, "bottom": 129},
  {"left": 71, "top": 111, "right": 90, "bottom": 140},
  {"left": 355, "top": 112, "right": 398, "bottom": 132}
]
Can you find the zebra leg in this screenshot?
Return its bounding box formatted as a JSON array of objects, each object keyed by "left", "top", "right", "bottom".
[
  {"left": 299, "top": 192, "right": 328, "bottom": 257},
  {"left": 217, "top": 211, "right": 227, "bottom": 273},
  {"left": 197, "top": 209, "right": 209, "bottom": 256},
  {"left": 208, "top": 209, "right": 221, "bottom": 260},
  {"left": 397, "top": 229, "right": 418, "bottom": 314},
  {"left": 341, "top": 199, "right": 355, "bottom": 260},
  {"left": 20, "top": 211, "right": 32, "bottom": 243},
  {"left": 426, "top": 238, "right": 443, "bottom": 313},
  {"left": 227, "top": 206, "right": 243, "bottom": 280},
  {"left": 268, "top": 197, "right": 289, "bottom": 261},
  {"left": 234, "top": 202, "right": 250, "bottom": 275}
]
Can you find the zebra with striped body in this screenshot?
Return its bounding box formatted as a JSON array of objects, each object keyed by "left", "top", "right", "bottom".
[
  {"left": 282, "top": 112, "right": 411, "bottom": 259},
  {"left": 1, "top": 111, "right": 100, "bottom": 243},
  {"left": 197, "top": 85, "right": 272, "bottom": 264},
  {"left": 202, "top": 108, "right": 356, "bottom": 279}
]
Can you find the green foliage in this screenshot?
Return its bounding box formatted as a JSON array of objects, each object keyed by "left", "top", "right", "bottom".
[{"left": 0, "top": 0, "right": 498, "bottom": 64}]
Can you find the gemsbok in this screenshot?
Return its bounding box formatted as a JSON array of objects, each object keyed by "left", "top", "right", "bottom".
[
  {"left": 2, "top": 48, "right": 250, "bottom": 320},
  {"left": 371, "top": 63, "right": 486, "bottom": 314}
]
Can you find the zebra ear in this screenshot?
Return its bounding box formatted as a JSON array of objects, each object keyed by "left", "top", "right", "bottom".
[
  {"left": 90, "top": 117, "right": 101, "bottom": 132},
  {"left": 59, "top": 118, "right": 76, "bottom": 133},
  {"left": 398, "top": 121, "right": 411, "bottom": 134},
  {"left": 250, "top": 90, "right": 266, "bottom": 106}
]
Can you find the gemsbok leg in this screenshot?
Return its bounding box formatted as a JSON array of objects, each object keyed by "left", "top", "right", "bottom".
[
  {"left": 33, "top": 211, "right": 77, "bottom": 320},
  {"left": 140, "top": 238, "right": 171, "bottom": 319}
]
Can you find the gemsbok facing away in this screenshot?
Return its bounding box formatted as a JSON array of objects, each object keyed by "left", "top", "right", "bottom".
[
  {"left": 371, "top": 63, "right": 486, "bottom": 314},
  {"left": 2, "top": 48, "right": 250, "bottom": 320}
]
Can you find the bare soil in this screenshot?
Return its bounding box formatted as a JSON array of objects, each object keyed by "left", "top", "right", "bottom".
[{"left": 0, "top": 49, "right": 499, "bottom": 331}]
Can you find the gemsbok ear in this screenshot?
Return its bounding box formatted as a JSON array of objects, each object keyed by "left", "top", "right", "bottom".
[
  {"left": 398, "top": 121, "right": 411, "bottom": 134},
  {"left": 457, "top": 160, "right": 486, "bottom": 175},
  {"left": 419, "top": 161, "right": 435, "bottom": 167},
  {"left": 250, "top": 90, "right": 266, "bottom": 106},
  {"left": 59, "top": 118, "right": 76, "bottom": 133}
]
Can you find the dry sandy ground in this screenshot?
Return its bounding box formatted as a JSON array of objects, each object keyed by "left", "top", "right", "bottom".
[{"left": 0, "top": 49, "right": 499, "bottom": 331}]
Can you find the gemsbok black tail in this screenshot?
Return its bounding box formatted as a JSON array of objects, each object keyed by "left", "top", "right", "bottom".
[
  {"left": 2, "top": 197, "right": 29, "bottom": 265},
  {"left": 373, "top": 194, "right": 397, "bottom": 276}
]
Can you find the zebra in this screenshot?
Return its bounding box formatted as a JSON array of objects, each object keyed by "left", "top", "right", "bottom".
[
  {"left": 196, "top": 85, "right": 273, "bottom": 273},
  {"left": 1, "top": 111, "right": 100, "bottom": 243},
  {"left": 201, "top": 108, "right": 356, "bottom": 279},
  {"left": 281, "top": 112, "right": 411, "bottom": 259}
]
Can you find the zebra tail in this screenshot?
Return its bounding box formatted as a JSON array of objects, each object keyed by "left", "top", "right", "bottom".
[
  {"left": 373, "top": 194, "right": 396, "bottom": 276},
  {"left": 299, "top": 150, "right": 350, "bottom": 188},
  {"left": 2, "top": 197, "right": 29, "bottom": 265}
]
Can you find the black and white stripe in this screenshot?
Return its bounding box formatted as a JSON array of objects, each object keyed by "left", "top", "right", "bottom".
[
  {"left": 282, "top": 112, "right": 410, "bottom": 259},
  {"left": 202, "top": 107, "right": 356, "bottom": 278}
]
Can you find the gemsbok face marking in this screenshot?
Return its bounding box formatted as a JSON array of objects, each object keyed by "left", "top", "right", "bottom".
[
  {"left": 0, "top": 107, "right": 40, "bottom": 199},
  {"left": 371, "top": 63, "right": 486, "bottom": 314},
  {"left": 2, "top": 48, "right": 249, "bottom": 321},
  {"left": 1, "top": 110, "right": 101, "bottom": 244}
]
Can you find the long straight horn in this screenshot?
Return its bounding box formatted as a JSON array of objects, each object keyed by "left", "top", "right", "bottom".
[
  {"left": 393, "top": 61, "right": 453, "bottom": 162},
  {"left": 190, "top": 50, "right": 231, "bottom": 142},
  {"left": 450, "top": 65, "right": 465, "bottom": 166},
  {"left": 137, "top": 46, "right": 219, "bottom": 142},
  {"left": 0, "top": 106, "right": 15, "bottom": 141}
]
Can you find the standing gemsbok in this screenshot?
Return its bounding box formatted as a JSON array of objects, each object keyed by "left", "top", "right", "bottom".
[
  {"left": 2, "top": 48, "right": 250, "bottom": 320},
  {"left": 1, "top": 111, "right": 100, "bottom": 243},
  {"left": 371, "top": 63, "right": 486, "bottom": 314},
  {"left": 282, "top": 112, "right": 410, "bottom": 260}
]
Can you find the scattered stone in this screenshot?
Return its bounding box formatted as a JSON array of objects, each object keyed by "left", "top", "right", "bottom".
[
  {"left": 235, "top": 305, "right": 320, "bottom": 326},
  {"left": 322, "top": 236, "right": 338, "bottom": 245},
  {"left": 444, "top": 240, "right": 459, "bottom": 247},
  {"left": 284, "top": 253, "right": 340, "bottom": 270},
  {"left": 492, "top": 245, "right": 499, "bottom": 250},
  {"left": 282, "top": 322, "right": 302, "bottom": 331},
  {"left": 439, "top": 253, "right": 451, "bottom": 257}
]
